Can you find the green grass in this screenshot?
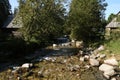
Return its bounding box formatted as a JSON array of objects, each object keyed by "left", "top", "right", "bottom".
[{"left": 105, "top": 39, "right": 120, "bottom": 54}]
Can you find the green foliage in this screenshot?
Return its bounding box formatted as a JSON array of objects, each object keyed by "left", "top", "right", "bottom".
[
  {"left": 108, "top": 13, "right": 116, "bottom": 23},
  {"left": 105, "top": 39, "right": 120, "bottom": 54},
  {"left": 67, "top": 0, "right": 107, "bottom": 44},
  {"left": 18, "top": 0, "right": 66, "bottom": 44}
]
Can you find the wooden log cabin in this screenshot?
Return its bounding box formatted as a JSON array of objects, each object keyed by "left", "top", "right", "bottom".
[
  {"left": 0, "top": 0, "right": 21, "bottom": 36},
  {"left": 106, "top": 11, "right": 120, "bottom": 36}
]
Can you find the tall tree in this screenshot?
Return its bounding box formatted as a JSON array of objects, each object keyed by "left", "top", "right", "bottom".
[
  {"left": 18, "top": 0, "right": 66, "bottom": 44},
  {"left": 108, "top": 13, "right": 116, "bottom": 23},
  {"left": 0, "top": 0, "right": 11, "bottom": 27},
  {"left": 68, "top": 0, "right": 107, "bottom": 43}
]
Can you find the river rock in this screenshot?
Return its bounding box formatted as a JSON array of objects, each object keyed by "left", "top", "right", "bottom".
[
  {"left": 97, "top": 45, "right": 104, "bottom": 51},
  {"left": 43, "top": 57, "right": 56, "bottom": 62},
  {"left": 63, "top": 60, "right": 67, "bottom": 63},
  {"left": 99, "top": 54, "right": 106, "bottom": 59},
  {"left": 89, "top": 58, "right": 99, "bottom": 66},
  {"left": 76, "top": 41, "right": 83, "bottom": 47},
  {"left": 13, "top": 66, "right": 20, "bottom": 70},
  {"left": 21, "top": 63, "right": 33, "bottom": 68},
  {"left": 84, "top": 55, "right": 90, "bottom": 60},
  {"left": 17, "top": 77, "right": 21, "bottom": 80},
  {"left": 80, "top": 57, "right": 84, "bottom": 62},
  {"left": 74, "top": 65, "right": 80, "bottom": 69},
  {"left": 61, "top": 42, "right": 71, "bottom": 47},
  {"left": 71, "top": 39, "right": 75, "bottom": 42},
  {"left": 104, "top": 69, "right": 115, "bottom": 77},
  {"left": 99, "top": 64, "right": 114, "bottom": 72},
  {"left": 96, "top": 54, "right": 101, "bottom": 58},
  {"left": 84, "top": 65, "right": 90, "bottom": 69},
  {"left": 53, "top": 44, "right": 57, "bottom": 47},
  {"left": 90, "top": 54, "right": 97, "bottom": 59},
  {"left": 11, "top": 69, "right": 18, "bottom": 74},
  {"left": 111, "top": 78, "right": 116, "bottom": 80},
  {"left": 104, "top": 58, "right": 118, "bottom": 66},
  {"left": 103, "top": 69, "right": 116, "bottom": 79},
  {"left": 103, "top": 73, "right": 110, "bottom": 79},
  {"left": 70, "top": 65, "right": 80, "bottom": 71}
]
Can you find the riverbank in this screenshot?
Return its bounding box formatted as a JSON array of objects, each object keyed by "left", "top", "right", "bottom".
[{"left": 0, "top": 44, "right": 120, "bottom": 80}]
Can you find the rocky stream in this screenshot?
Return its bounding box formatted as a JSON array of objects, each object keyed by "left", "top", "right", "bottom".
[{"left": 0, "top": 43, "right": 120, "bottom": 80}]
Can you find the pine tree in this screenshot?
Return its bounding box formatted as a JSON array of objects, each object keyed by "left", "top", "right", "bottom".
[
  {"left": 68, "top": 0, "right": 107, "bottom": 43},
  {"left": 18, "top": 0, "right": 66, "bottom": 44},
  {"left": 108, "top": 13, "right": 116, "bottom": 23}
]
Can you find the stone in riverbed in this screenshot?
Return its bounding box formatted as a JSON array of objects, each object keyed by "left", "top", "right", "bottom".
[
  {"left": 76, "top": 41, "right": 83, "bottom": 48},
  {"left": 104, "top": 69, "right": 115, "bottom": 77},
  {"left": 11, "top": 69, "right": 18, "bottom": 74},
  {"left": 90, "top": 54, "right": 97, "bottom": 59},
  {"left": 84, "top": 55, "right": 90, "bottom": 60},
  {"left": 84, "top": 65, "right": 90, "bottom": 69},
  {"left": 111, "top": 77, "right": 116, "bottom": 80},
  {"left": 104, "top": 58, "right": 118, "bottom": 66},
  {"left": 53, "top": 44, "right": 57, "bottom": 47},
  {"left": 99, "top": 64, "right": 116, "bottom": 79},
  {"left": 12, "top": 66, "right": 21, "bottom": 70},
  {"left": 99, "top": 64, "right": 114, "bottom": 72},
  {"left": 89, "top": 58, "right": 99, "bottom": 66},
  {"left": 103, "top": 69, "right": 116, "bottom": 79},
  {"left": 97, "top": 45, "right": 105, "bottom": 51},
  {"left": 17, "top": 77, "right": 21, "bottom": 80},
  {"left": 80, "top": 57, "right": 84, "bottom": 62},
  {"left": 99, "top": 54, "right": 106, "bottom": 59},
  {"left": 21, "top": 63, "right": 33, "bottom": 68},
  {"left": 103, "top": 73, "right": 110, "bottom": 79}
]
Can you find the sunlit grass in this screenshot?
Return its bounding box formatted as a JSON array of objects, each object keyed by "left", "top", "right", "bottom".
[{"left": 105, "top": 39, "right": 120, "bottom": 54}]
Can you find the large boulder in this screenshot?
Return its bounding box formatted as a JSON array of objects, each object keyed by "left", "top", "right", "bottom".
[
  {"left": 99, "top": 64, "right": 114, "bottom": 72},
  {"left": 99, "top": 64, "right": 116, "bottom": 79},
  {"left": 103, "top": 69, "right": 116, "bottom": 79},
  {"left": 104, "top": 69, "right": 115, "bottom": 77},
  {"left": 89, "top": 58, "right": 99, "bottom": 66},
  {"left": 104, "top": 58, "right": 118, "bottom": 66}
]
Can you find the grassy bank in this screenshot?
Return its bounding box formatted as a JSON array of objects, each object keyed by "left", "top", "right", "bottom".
[{"left": 104, "top": 39, "right": 120, "bottom": 54}]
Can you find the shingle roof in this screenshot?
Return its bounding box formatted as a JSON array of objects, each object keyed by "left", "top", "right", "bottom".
[{"left": 2, "top": 15, "right": 22, "bottom": 28}]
